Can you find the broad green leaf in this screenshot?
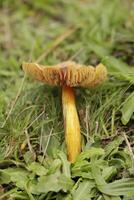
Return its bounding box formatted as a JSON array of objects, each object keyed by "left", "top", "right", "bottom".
[
  {"left": 72, "top": 160, "right": 91, "bottom": 175},
  {"left": 123, "top": 196, "right": 134, "bottom": 200},
  {"left": 72, "top": 171, "right": 93, "bottom": 179},
  {"left": 90, "top": 187, "right": 100, "bottom": 199},
  {"left": 29, "top": 171, "right": 74, "bottom": 194},
  {"left": 0, "top": 170, "right": 11, "bottom": 184},
  {"left": 72, "top": 180, "right": 95, "bottom": 200},
  {"left": 23, "top": 151, "right": 36, "bottom": 164},
  {"left": 38, "top": 156, "right": 53, "bottom": 168},
  {"left": 72, "top": 148, "right": 104, "bottom": 175},
  {"left": 100, "top": 178, "right": 134, "bottom": 196},
  {"left": 102, "top": 166, "right": 117, "bottom": 181},
  {"left": 91, "top": 165, "right": 106, "bottom": 186},
  {"left": 58, "top": 151, "right": 71, "bottom": 178},
  {"left": 56, "top": 194, "right": 73, "bottom": 200},
  {"left": 47, "top": 159, "right": 62, "bottom": 174},
  {"left": 108, "top": 147, "right": 132, "bottom": 169},
  {"left": 103, "top": 194, "right": 121, "bottom": 200},
  {"left": 9, "top": 191, "right": 29, "bottom": 200},
  {"left": 58, "top": 175, "right": 74, "bottom": 192},
  {"left": 121, "top": 92, "right": 134, "bottom": 125},
  {"left": 29, "top": 171, "right": 62, "bottom": 194},
  {"left": 0, "top": 168, "right": 29, "bottom": 189},
  {"left": 28, "top": 162, "right": 48, "bottom": 176},
  {"left": 27, "top": 162, "right": 48, "bottom": 176},
  {"left": 109, "top": 158, "right": 125, "bottom": 169},
  {"left": 45, "top": 135, "right": 61, "bottom": 156},
  {"left": 104, "top": 136, "right": 124, "bottom": 158},
  {"left": 8, "top": 169, "right": 29, "bottom": 189},
  {"left": 76, "top": 147, "right": 105, "bottom": 162},
  {"left": 0, "top": 70, "right": 16, "bottom": 77}
]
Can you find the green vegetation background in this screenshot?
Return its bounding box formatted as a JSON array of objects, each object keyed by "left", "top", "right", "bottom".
[{"left": 0, "top": 0, "right": 134, "bottom": 199}]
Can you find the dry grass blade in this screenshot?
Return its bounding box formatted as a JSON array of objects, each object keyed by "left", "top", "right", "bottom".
[
  {"left": 122, "top": 132, "right": 134, "bottom": 163},
  {"left": 24, "top": 129, "right": 34, "bottom": 154},
  {"left": 1, "top": 75, "right": 26, "bottom": 128},
  {"left": 26, "top": 109, "right": 45, "bottom": 130},
  {"left": 85, "top": 105, "right": 90, "bottom": 142},
  {"left": 21, "top": 109, "right": 45, "bottom": 151},
  {"left": 41, "top": 127, "right": 53, "bottom": 163}
]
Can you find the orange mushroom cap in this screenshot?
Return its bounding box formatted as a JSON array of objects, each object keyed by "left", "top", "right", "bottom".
[{"left": 22, "top": 61, "right": 107, "bottom": 87}]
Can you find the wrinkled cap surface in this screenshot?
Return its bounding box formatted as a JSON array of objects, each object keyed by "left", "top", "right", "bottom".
[{"left": 22, "top": 61, "right": 107, "bottom": 87}]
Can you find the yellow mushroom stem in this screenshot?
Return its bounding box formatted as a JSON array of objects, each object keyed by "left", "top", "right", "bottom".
[{"left": 62, "top": 85, "right": 81, "bottom": 163}]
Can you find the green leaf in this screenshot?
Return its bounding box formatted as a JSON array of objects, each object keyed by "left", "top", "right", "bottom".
[
  {"left": 72, "top": 180, "right": 95, "bottom": 200},
  {"left": 27, "top": 162, "right": 48, "bottom": 176},
  {"left": 72, "top": 160, "right": 91, "bottom": 175},
  {"left": 103, "top": 194, "right": 121, "bottom": 200},
  {"left": 72, "top": 171, "right": 93, "bottom": 179},
  {"left": 91, "top": 165, "right": 106, "bottom": 186},
  {"left": 76, "top": 147, "right": 105, "bottom": 162},
  {"left": 109, "top": 158, "right": 125, "bottom": 169},
  {"left": 58, "top": 151, "right": 71, "bottom": 178},
  {"left": 121, "top": 92, "right": 134, "bottom": 125},
  {"left": 23, "top": 151, "right": 36, "bottom": 164},
  {"left": 100, "top": 178, "right": 134, "bottom": 196},
  {"left": 102, "top": 166, "right": 117, "bottom": 181},
  {"left": 72, "top": 148, "right": 105, "bottom": 175},
  {"left": 123, "top": 196, "right": 134, "bottom": 200},
  {"left": 104, "top": 136, "right": 124, "bottom": 158},
  {"left": 56, "top": 194, "right": 73, "bottom": 200},
  {"left": 58, "top": 175, "right": 74, "bottom": 192},
  {"left": 47, "top": 159, "right": 62, "bottom": 174},
  {"left": 0, "top": 170, "right": 11, "bottom": 184},
  {"left": 0, "top": 168, "right": 29, "bottom": 189},
  {"left": 29, "top": 171, "right": 62, "bottom": 194},
  {"left": 10, "top": 191, "right": 29, "bottom": 200},
  {"left": 29, "top": 171, "right": 74, "bottom": 194}
]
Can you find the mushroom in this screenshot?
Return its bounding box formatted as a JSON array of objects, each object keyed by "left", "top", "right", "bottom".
[{"left": 22, "top": 61, "right": 107, "bottom": 163}]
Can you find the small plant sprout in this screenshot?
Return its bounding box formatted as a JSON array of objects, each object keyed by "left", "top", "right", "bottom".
[{"left": 22, "top": 61, "right": 107, "bottom": 162}]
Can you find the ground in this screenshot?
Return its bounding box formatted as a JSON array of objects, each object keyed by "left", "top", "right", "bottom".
[{"left": 0, "top": 0, "right": 134, "bottom": 199}]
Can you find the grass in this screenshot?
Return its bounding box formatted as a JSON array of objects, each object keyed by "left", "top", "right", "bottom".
[{"left": 0, "top": 0, "right": 134, "bottom": 199}]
